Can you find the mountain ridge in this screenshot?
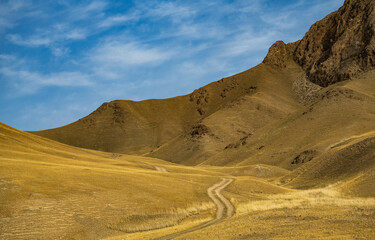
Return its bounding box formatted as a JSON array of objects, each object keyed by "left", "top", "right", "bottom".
[{"left": 31, "top": 0, "right": 375, "bottom": 170}]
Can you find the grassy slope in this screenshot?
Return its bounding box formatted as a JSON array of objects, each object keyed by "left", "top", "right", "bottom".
[
  {"left": 203, "top": 70, "right": 375, "bottom": 171},
  {"left": 1, "top": 122, "right": 294, "bottom": 239},
  {"left": 32, "top": 96, "right": 200, "bottom": 155},
  {"left": 32, "top": 61, "right": 292, "bottom": 157},
  {"left": 0, "top": 123, "right": 220, "bottom": 239},
  {"left": 281, "top": 132, "right": 375, "bottom": 197},
  {"left": 2, "top": 120, "right": 375, "bottom": 239},
  {"left": 147, "top": 59, "right": 304, "bottom": 165}
]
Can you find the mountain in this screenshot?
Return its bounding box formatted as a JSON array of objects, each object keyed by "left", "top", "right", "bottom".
[
  {"left": 293, "top": 0, "right": 375, "bottom": 87},
  {"left": 3, "top": 1, "right": 375, "bottom": 239},
  {"left": 32, "top": 0, "right": 375, "bottom": 186}
]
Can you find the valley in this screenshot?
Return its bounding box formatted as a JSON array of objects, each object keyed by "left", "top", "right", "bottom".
[{"left": 1, "top": 0, "right": 375, "bottom": 239}]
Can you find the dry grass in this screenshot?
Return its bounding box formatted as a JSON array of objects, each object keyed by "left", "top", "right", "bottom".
[
  {"left": 173, "top": 186, "right": 375, "bottom": 240},
  {"left": 107, "top": 202, "right": 214, "bottom": 233},
  {"left": 0, "top": 123, "right": 225, "bottom": 239},
  {"left": 235, "top": 185, "right": 375, "bottom": 214}
]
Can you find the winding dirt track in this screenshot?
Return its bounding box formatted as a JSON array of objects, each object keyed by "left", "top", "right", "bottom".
[{"left": 154, "top": 178, "right": 234, "bottom": 240}]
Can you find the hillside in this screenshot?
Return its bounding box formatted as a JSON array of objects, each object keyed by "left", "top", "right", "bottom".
[
  {"left": 32, "top": 42, "right": 306, "bottom": 161},
  {"left": 2, "top": 123, "right": 375, "bottom": 239},
  {"left": 147, "top": 56, "right": 303, "bottom": 165},
  {"left": 0, "top": 122, "right": 231, "bottom": 239},
  {"left": 32, "top": 67, "right": 275, "bottom": 155},
  {"left": 32, "top": 0, "right": 375, "bottom": 169}
]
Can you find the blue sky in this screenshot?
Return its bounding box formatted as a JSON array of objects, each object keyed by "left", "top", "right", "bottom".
[{"left": 0, "top": 0, "right": 344, "bottom": 131}]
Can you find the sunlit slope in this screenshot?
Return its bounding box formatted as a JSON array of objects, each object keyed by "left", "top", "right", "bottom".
[
  {"left": 202, "top": 70, "right": 375, "bottom": 170},
  {"left": 0, "top": 122, "right": 301, "bottom": 240},
  {"left": 147, "top": 59, "right": 304, "bottom": 165},
  {"left": 32, "top": 96, "right": 200, "bottom": 155},
  {"left": 0, "top": 123, "right": 231, "bottom": 239},
  {"left": 32, "top": 61, "right": 292, "bottom": 156},
  {"left": 281, "top": 131, "right": 375, "bottom": 197}
]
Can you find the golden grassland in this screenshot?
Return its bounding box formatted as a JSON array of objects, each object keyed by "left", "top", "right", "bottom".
[
  {"left": 2, "top": 122, "right": 375, "bottom": 239},
  {"left": 0, "top": 122, "right": 223, "bottom": 239}
]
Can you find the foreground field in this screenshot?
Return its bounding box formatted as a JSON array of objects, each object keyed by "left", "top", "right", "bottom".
[{"left": 1, "top": 123, "right": 375, "bottom": 239}]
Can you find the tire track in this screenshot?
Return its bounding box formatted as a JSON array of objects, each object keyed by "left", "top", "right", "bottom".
[{"left": 154, "top": 178, "right": 234, "bottom": 240}]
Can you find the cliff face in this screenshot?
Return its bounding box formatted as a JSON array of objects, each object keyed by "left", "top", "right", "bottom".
[{"left": 293, "top": 0, "right": 375, "bottom": 87}]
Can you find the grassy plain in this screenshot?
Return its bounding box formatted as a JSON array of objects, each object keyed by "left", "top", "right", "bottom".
[{"left": 2, "top": 122, "right": 375, "bottom": 239}]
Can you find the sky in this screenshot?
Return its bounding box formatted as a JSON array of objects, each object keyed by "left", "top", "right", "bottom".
[{"left": 0, "top": 0, "right": 344, "bottom": 131}]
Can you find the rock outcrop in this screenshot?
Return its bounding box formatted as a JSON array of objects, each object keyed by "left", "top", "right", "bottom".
[
  {"left": 263, "top": 0, "right": 375, "bottom": 87},
  {"left": 263, "top": 41, "right": 296, "bottom": 68},
  {"left": 293, "top": 0, "right": 375, "bottom": 87}
]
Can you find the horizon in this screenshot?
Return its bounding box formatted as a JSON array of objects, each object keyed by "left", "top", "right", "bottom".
[{"left": 0, "top": 0, "right": 344, "bottom": 131}]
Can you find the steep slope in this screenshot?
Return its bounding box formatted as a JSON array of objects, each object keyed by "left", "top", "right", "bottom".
[{"left": 293, "top": 0, "right": 375, "bottom": 86}]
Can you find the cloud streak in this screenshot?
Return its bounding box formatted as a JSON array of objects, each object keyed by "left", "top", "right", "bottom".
[
  {"left": 0, "top": 66, "right": 92, "bottom": 95},
  {"left": 90, "top": 41, "right": 174, "bottom": 67}
]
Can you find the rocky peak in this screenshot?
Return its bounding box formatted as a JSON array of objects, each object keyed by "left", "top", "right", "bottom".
[
  {"left": 293, "top": 0, "right": 375, "bottom": 87},
  {"left": 263, "top": 41, "right": 296, "bottom": 68}
]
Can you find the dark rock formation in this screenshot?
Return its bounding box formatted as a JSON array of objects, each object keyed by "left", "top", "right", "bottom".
[
  {"left": 263, "top": 0, "right": 375, "bottom": 87},
  {"left": 293, "top": 0, "right": 375, "bottom": 87}
]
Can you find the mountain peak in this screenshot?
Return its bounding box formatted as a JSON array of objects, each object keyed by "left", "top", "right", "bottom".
[
  {"left": 292, "top": 0, "right": 375, "bottom": 87},
  {"left": 263, "top": 41, "right": 297, "bottom": 68}
]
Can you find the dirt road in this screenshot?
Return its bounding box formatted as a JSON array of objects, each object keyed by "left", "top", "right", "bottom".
[{"left": 155, "top": 178, "right": 234, "bottom": 240}]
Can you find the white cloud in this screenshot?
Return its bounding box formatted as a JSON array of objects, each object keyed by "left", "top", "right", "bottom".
[
  {"left": 0, "top": 0, "right": 32, "bottom": 32},
  {"left": 90, "top": 40, "right": 174, "bottom": 67},
  {"left": 50, "top": 46, "right": 70, "bottom": 57},
  {"left": 219, "top": 31, "right": 277, "bottom": 58},
  {"left": 7, "top": 26, "right": 88, "bottom": 47},
  {"left": 7, "top": 34, "right": 52, "bottom": 47},
  {"left": 67, "top": 0, "right": 108, "bottom": 21},
  {"left": 0, "top": 67, "right": 92, "bottom": 94},
  {"left": 0, "top": 54, "right": 17, "bottom": 61},
  {"left": 98, "top": 13, "right": 140, "bottom": 28},
  {"left": 261, "top": 13, "right": 297, "bottom": 29},
  {"left": 7, "top": 0, "right": 30, "bottom": 10},
  {"left": 145, "top": 1, "right": 195, "bottom": 21}
]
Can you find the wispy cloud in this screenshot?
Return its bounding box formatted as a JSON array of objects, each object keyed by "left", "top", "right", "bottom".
[
  {"left": 143, "top": 1, "right": 196, "bottom": 21},
  {"left": 98, "top": 13, "right": 139, "bottom": 28},
  {"left": 67, "top": 0, "right": 108, "bottom": 21},
  {"left": 7, "top": 24, "right": 88, "bottom": 47},
  {"left": 0, "top": 67, "right": 92, "bottom": 95},
  {"left": 0, "top": 0, "right": 32, "bottom": 32},
  {"left": 89, "top": 40, "right": 175, "bottom": 67}
]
